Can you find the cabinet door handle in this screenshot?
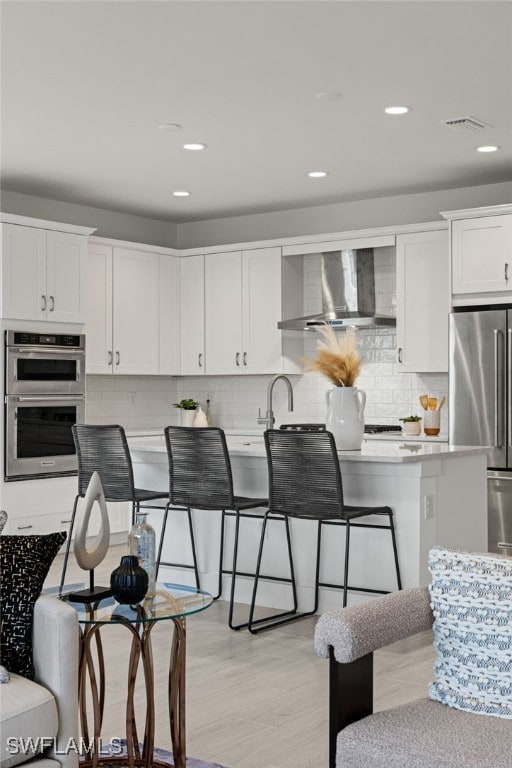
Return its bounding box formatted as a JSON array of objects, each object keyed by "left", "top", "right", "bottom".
[
  {"left": 235, "top": 352, "right": 240, "bottom": 366},
  {"left": 108, "top": 351, "right": 113, "bottom": 366},
  {"left": 397, "top": 347, "right": 403, "bottom": 363},
  {"left": 115, "top": 351, "right": 120, "bottom": 366},
  {"left": 41, "top": 295, "right": 47, "bottom": 312},
  {"left": 243, "top": 352, "right": 247, "bottom": 366},
  {"left": 17, "top": 524, "right": 33, "bottom": 530},
  {"left": 61, "top": 519, "right": 72, "bottom": 525},
  {"left": 49, "top": 295, "right": 55, "bottom": 311},
  {"left": 505, "top": 263, "right": 509, "bottom": 283},
  {"left": 198, "top": 353, "right": 203, "bottom": 368}
]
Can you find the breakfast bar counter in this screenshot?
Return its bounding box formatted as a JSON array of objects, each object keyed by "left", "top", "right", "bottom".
[{"left": 129, "top": 436, "right": 488, "bottom": 613}]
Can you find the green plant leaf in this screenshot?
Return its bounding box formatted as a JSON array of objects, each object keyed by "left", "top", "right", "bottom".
[{"left": 173, "top": 398, "right": 199, "bottom": 410}]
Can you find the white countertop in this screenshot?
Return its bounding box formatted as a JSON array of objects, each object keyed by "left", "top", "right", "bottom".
[
  {"left": 129, "top": 434, "right": 486, "bottom": 464},
  {"left": 364, "top": 432, "right": 448, "bottom": 442}
]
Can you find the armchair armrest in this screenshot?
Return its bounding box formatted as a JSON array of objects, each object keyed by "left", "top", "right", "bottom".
[
  {"left": 314, "top": 588, "right": 433, "bottom": 768},
  {"left": 314, "top": 587, "right": 433, "bottom": 664},
  {"left": 315, "top": 587, "right": 433, "bottom": 768},
  {"left": 32, "top": 596, "right": 79, "bottom": 768}
]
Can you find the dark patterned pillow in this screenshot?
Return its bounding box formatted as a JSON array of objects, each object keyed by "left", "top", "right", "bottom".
[{"left": 0, "top": 532, "right": 66, "bottom": 679}]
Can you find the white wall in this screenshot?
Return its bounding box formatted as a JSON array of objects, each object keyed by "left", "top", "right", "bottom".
[
  {"left": 0, "top": 190, "right": 178, "bottom": 248},
  {"left": 85, "top": 375, "right": 180, "bottom": 431},
  {"left": 176, "top": 181, "right": 512, "bottom": 248}
]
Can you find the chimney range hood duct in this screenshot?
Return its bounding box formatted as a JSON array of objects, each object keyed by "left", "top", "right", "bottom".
[{"left": 278, "top": 248, "right": 396, "bottom": 331}]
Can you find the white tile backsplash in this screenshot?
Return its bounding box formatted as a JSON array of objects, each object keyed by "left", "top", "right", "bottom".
[{"left": 86, "top": 249, "right": 447, "bottom": 434}]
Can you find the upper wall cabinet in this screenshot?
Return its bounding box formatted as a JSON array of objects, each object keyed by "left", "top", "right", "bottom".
[
  {"left": 180, "top": 254, "right": 205, "bottom": 375},
  {"left": 203, "top": 246, "right": 300, "bottom": 375},
  {"left": 395, "top": 228, "right": 449, "bottom": 373},
  {"left": 1, "top": 218, "right": 93, "bottom": 322},
  {"left": 441, "top": 205, "right": 512, "bottom": 299},
  {"left": 86, "top": 239, "right": 180, "bottom": 375}
]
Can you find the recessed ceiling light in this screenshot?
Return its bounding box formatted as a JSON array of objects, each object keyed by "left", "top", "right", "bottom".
[
  {"left": 315, "top": 91, "right": 342, "bottom": 102},
  {"left": 307, "top": 171, "right": 328, "bottom": 178},
  {"left": 384, "top": 106, "right": 410, "bottom": 115},
  {"left": 173, "top": 190, "right": 190, "bottom": 197},
  {"left": 183, "top": 142, "right": 207, "bottom": 151},
  {"left": 476, "top": 145, "right": 499, "bottom": 153},
  {"left": 159, "top": 123, "right": 182, "bottom": 131}
]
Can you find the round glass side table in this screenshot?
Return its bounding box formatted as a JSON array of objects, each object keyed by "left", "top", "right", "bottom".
[{"left": 66, "top": 582, "right": 213, "bottom": 768}]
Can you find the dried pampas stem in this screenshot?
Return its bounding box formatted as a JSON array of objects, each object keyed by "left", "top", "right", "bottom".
[{"left": 303, "top": 325, "right": 362, "bottom": 387}]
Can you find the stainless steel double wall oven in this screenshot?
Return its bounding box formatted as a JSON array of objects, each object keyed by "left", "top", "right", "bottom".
[{"left": 4, "top": 331, "right": 85, "bottom": 480}]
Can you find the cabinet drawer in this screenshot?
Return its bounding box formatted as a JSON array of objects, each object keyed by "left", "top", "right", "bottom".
[{"left": 10, "top": 512, "right": 73, "bottom": 537}]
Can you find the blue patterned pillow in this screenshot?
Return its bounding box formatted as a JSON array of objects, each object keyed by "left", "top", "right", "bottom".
[{"left": 428, "top": 546, "right": 512, "bottom": 719}]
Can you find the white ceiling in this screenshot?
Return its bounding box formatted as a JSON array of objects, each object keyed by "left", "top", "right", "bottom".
[{"left": 1, "top": 0, "right": 511, "bottom": 223}]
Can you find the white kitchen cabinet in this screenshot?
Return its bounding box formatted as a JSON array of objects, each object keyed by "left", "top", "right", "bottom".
[
  {"left": 451, "top": 213, "right": 512, "bottom": 295},
  {"left": 396, "top": 228, "right": 449, "bottom": 372},
  {"left": 113, "top": 247, "right": 160, "bottom": 374},
  {"left": 180, "top": 254, "right": 205, "bottom": 375},
  {"left": 204, "top": 246, "right": 285, "bottom": 375},
  {"left": 1, "top": 222, "right": 88, "bottom": 322},
  {"left": 205, "top": 250, "right": 243, "bottom": 374},
  {"left": 159, "top": 253, "right": 181, "bottom": 375},
  {"left": 86, "top": 243, "right": 113, "bottom": 374},
  {"left": 86, "top": 239, "right": 179, "bottom": 376}
]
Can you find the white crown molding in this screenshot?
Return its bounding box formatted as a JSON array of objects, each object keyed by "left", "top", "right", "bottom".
[
  {"left": 440, "top": 204, "right": 512, "bottom": 221},
  {"left": 181, "top": 220, "right": 448, "bottom": 257},
  {"left": 0, "top": 212, "right": 96, "bottom": 236},
  {"left": 89, "top": 235, "right": 180, "bottom": 256}
]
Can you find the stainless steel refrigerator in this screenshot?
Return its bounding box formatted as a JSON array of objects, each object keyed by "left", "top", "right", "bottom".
[{"left": 449, "top": 307, "right": 512, "bottom": 555}]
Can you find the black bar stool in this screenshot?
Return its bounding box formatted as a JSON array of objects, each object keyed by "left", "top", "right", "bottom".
[
  {"left": 160, "top": 426, "right": 280, "bottom": 628},
  {"left": 59, "top": 424, "right": 168, "bottom": 591},
  {"left": 247, "top": 429, "right": 402, "bottom": 633}
]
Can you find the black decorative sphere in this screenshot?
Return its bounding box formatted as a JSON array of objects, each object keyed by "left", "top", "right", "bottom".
[{"left": 110, "top": 555, "right": 148, "bottom": 604}]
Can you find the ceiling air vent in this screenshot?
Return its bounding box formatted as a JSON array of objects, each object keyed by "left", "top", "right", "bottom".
[{"left": 441, "top": 116, "right": 490, "bottom": 134}]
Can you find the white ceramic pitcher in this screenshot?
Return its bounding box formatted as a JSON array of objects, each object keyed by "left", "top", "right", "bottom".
[{"left": 326, "top": 387, "right": 366, "bottom": 450}]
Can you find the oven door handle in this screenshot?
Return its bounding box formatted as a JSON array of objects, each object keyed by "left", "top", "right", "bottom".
[
  {"left": 13, "top": 395, "right": 85, "bottom": 403},
  {"left": 10, "top": 347, "right": 85, "bottom": 356}
]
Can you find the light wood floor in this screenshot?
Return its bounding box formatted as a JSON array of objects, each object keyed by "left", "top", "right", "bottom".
[{"left": 46, "top": 545, "right": 434, "bottom": 768}]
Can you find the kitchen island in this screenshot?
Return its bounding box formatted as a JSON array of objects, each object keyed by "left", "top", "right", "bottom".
[{"left": 130, "top": 436, "right": 487, "bottom": 612}]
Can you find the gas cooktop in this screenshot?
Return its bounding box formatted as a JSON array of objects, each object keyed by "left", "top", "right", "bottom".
[
  {"left": 364, "top": 424, "right": 402, "bottom": 434},
  {"left": 279, "top": 423, "right": 401, "bottom": 434}
]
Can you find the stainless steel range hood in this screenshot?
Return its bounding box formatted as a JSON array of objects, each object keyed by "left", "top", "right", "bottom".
[{"left": 278, "top": 248, "right": 396, "bottom": 331}]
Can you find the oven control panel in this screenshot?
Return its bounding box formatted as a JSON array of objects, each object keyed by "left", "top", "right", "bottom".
[{"left": 10, "top": 332, "right": 83, "bottom": 348}]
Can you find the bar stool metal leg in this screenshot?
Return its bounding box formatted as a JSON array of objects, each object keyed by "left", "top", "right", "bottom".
[
  {"left": 155, "top": 504, "right": 200, "bottom": 589},
  {"left": 214, "top": 510, "right": 227, "bottom": 601},
  {"left": 59, "top": 493, "right": 80, "bottom": 592},
  {"left": 388, "top": 511, "right": 402, "bottom": 590},
  {"left": 247, "top": 513, "right": 305, "bottom": 634},
  {"left": 228, "top": 510, "right": 243, "bottom": 630},
  {"left": 186, "top": 508, "right": 200, "bottom": 590},
  {"left": 155, "top": 502, "right": 171, "bottom": 581},
  {"left": 343, "top": 520, "right": 351, "bottom": 608}
]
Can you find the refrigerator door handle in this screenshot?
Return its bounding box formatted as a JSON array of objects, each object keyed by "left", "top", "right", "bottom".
[
  {"left": 494, "top": 329, "right": 504, "bottom": 448},
  {"left": 508, "top": 327, "right": 512, "bottom": 450}
]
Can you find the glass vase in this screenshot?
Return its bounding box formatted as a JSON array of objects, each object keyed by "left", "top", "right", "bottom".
[{"left": 128, "top": 511, "right": 156, "bottom": 598}]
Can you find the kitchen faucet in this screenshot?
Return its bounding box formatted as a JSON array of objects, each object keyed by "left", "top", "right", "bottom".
[{"left": 257, "top": 375, "right": 294, "bottom": 431}]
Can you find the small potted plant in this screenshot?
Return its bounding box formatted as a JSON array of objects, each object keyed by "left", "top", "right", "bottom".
[
  {"left": 399, "top": 415, "right": 422, "bottom": 436},
  {"left": 173, "top": 398, "right": 199, "bottom": 427}
]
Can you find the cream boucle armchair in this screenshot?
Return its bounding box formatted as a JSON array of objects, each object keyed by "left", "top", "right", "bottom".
[{"left": 1, "top": 596, "right": 79, "bottom": 768}]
